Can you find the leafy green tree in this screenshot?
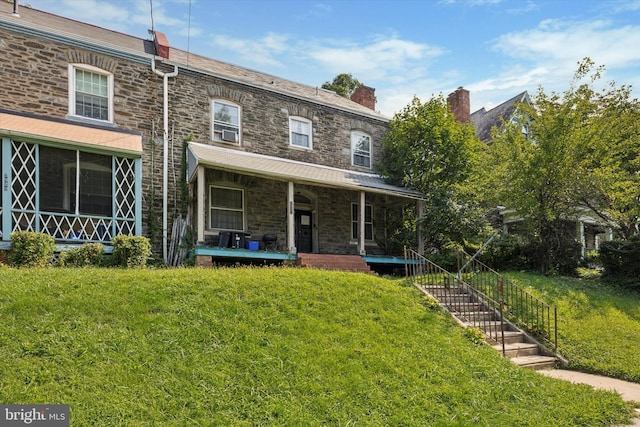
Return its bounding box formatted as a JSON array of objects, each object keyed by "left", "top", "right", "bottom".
[
  {"left": 379, "top": 95, "right": 488, "bottom": 253},
  {"left": 484, "top": 58, "right": 640, "bottom": 273},
  {"left": 321, "top": 73, "right": 362, "bottom": 98}
]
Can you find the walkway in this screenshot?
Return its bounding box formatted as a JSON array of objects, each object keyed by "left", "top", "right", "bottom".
[{"left": 539, "top": 369, "right": 640, "bottom": 426}]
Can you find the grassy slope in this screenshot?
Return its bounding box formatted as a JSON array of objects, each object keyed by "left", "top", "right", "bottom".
[
  {"left": 506, "top": 271, "right": 640, "bottom": 383},
  {"left": 0, "top": 267, "right": 632, "bottom": 426}
]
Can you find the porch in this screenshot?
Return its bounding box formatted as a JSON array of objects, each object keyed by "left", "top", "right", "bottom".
[
  {"left": 187, "top": 142, "right": 426, "bottom": 262},
  {"left": 192, "top": 245, "right": 408, "bottom": 275}
]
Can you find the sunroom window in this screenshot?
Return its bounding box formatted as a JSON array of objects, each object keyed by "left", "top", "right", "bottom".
[
  {"left": 209, "top": 186, "right": 244, "bottom": 231},
  {"left": 39, "top": 146, "right": 113, "bottom": 216}
]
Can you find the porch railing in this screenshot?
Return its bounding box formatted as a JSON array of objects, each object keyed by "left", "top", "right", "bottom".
[
  {"left": 404, "top": 247, "right": 508, "bottom": 354},
  {"left": 457, "top": 250, "right": 557, "bottom": 350}
]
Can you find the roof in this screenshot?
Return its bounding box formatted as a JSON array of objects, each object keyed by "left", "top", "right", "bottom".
[
  {"left": 187, "top": 143, "right": 424, "bottom": 200},
  {"left": 0, "top": 2, "right": 387, "bottom": 122},
  {"left": 0, "top": 109, "right": 143, "bottom": 155},
  {"left": 470, "top": 91, "right": 529, "bottom": 143}
]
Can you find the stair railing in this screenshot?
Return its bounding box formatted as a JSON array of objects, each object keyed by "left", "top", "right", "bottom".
[
  {"left": 405, "top": 247, "right": 507, "bottom": 355},
  {"left": 457, "top": 250, "right": 557, "bottom": 350}
]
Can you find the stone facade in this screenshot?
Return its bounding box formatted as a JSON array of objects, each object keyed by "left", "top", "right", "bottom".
[{"left": 0, "top": 6, "right": 417, "bottom": 258}]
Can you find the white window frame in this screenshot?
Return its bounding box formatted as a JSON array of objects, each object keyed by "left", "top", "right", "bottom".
[
  {"left": 211, "top": 100, "right": 241, "bottom": 144},
  {"left": 208, "top": 185, "right": 245, "bottom": 231},
  {"left": 68, "top": 64, "right": 114, "bottom": 123},
  {"left": 351, "top": 203, "right": 374, "bottom": 241},
  {"left": 289, "top": 116, "right": 312, "bottom": 149},
  {"left": 351, "top": 131, "right": 372, "bottom": 169}
]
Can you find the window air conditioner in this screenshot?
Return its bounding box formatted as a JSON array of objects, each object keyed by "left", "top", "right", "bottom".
[{"left": 221, "top": 130, "right": 238, "bottom": 143}]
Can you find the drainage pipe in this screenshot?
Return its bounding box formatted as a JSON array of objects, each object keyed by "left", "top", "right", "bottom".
[{"left": 151, "top": 59, "right": 178, "bottom": 264}]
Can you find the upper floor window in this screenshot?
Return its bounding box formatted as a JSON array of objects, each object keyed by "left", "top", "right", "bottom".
[
  {"left": 352, "top": 131, "right": 371, "bottom": 168},
  {"left": 289, "top": 117, "right": 312, "bottom": 149},
  {"left": 212, "top": 100, "right": 240, "bottom": 144},
  {"left": 69, "top": 64, "right": 113, "bottom": 123},
  {"left": 209, "top": 185, "right": 244, "bottom": 231}
]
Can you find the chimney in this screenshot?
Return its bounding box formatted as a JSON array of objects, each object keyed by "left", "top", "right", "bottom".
[
  {"left": 447, "top": 86, "right": 470, "bottom": 123},
  {"left": 350, "top": 85, "right": 376, "bottom": 110},
  {"left": 153, "top": 31, "right": 170, "bottom": 59}
]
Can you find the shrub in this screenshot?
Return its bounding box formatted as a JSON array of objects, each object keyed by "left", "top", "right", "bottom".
[
  {"left": 58, "top": 243, "right": 105, "bottom": 267},
  {"left": 111, "top": 235, "right": 152, "bottom": 268},
  {"left": 599, "top": 235, "right": 640, "bottom": 288},
  {"left": 8, "top": 231, "right": 56, "bottom": 268}
]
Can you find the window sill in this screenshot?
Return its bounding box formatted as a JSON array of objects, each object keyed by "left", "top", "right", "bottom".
[{"left": 66, "top": 114, "right": 116, "bottom": 128}]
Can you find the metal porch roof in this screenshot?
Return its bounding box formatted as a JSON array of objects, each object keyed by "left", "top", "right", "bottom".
[{"left": 187, "top": 142, "right": 423, "bottom": 200}]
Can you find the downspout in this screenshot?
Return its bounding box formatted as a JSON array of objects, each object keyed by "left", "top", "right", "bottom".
[{"left": 151, "top": 59, "right": 178, "bottom": 264}]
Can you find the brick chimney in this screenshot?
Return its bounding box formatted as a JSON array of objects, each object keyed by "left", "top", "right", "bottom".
[
  {"left": 350, "top": 85, "right": 376, "bottom": 110},
  {"left": 153, "top": 31, "right": 170, "bottom": 59},
  {"left": 447, "top": 86, "right": 470, "bottom": 123}
]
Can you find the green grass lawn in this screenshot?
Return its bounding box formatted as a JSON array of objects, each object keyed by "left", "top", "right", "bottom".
[
  {"left": 506, "top": 271, "right": 640, "bottom": 383},
  {"left": 0, "top": 266, "right": 633, "bottom": 426}
]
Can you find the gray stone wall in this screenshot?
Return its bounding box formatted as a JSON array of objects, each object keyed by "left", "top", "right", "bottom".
[{"left": 1, "top": 26, "right": 395, "bottom": 255}]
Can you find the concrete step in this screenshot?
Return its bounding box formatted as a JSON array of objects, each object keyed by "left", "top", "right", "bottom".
[
  {"left": 458, "top": 311, "right": 497, "bottom": 322},
  {"left": 493, "top": 342, "right": 541, "bottom": 358},
  {"left": 493, "top": 330, "right": 526, "bottom": 345},
  {"left": 511, "top": 355, "right": 557, "bottom": 370}
]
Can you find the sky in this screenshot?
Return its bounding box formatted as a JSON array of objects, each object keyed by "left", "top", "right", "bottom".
[{"left": 22, "top": 0, "right": 640, "bottom": 117}]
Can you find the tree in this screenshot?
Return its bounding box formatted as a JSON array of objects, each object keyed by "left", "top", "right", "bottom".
[
  {"left": 483, "top": 58, "right": 640, "bottom": 273},
  {"left": 379, "top": 95, "right": 488, "bottom": 253},
  {"left": 321, "top": 73, "right": 362, "bottom": 98}
]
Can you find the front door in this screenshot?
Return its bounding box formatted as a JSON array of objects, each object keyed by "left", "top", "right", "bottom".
[{"left": 295, "top": 210, "right": 313, "bottom": 253}]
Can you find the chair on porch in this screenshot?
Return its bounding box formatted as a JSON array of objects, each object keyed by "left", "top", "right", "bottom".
[{"left": 262, "top": 234, "right": 278, "bottom": 251}]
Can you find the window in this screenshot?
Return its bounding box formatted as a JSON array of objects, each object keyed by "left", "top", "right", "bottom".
[
  {"left": 351, "top": 131, "right": 371, "bottom": 168},
  {"left": 212, "top": 100, "right": 240, "bottom": 144},
  {"left": 351, "top": 203, "right": 373, "bottom": 240},
  {"left": 289, "top": 117, "right": 312, "bottom": 149},
  {"left": 69, "top": 64, "right": 113, "bottom": 122},
  {"left": 39, "top": 146, "right": 113, "bottom": 216},
  {"left": 209, "top": 186, "right": 244, "bottom": 230}
]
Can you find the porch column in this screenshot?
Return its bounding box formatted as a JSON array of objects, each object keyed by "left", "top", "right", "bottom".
[
  {"left": 287, "top": 182, "right": 296, "bottom": 254},
  {"left": 1, "top": 138, "right": 11, "bottom": 241},
  {"left": 358, "top": 191, "right": 366, "bottom": 255},
  {"left": 416, "top": 199, "right": 425, "bottom": 255},
  {"left": 576, "top": 221, "right": 586, "bottom": 258},
  {"left": 197, "top": 165, "right": 205, "bottom": 244},
  {"left": 605, "top": 227, "right": 613, "bottom": 242}
]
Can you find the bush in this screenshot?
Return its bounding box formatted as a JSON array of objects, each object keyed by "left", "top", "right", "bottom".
[
  {"left": 599, "top": 235, "right": 640, "bottom": 288},
  {"left": 111, "top": 235, "right": 152, "bottom": 268},
  {"left": 58, "top": 243, "right": 105, "bottom": 267},
  {"left": 9, "top": 231, "right": 56, "bottom": 268}
]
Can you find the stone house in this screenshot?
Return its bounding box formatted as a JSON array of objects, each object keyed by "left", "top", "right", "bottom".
[
  {"left": 453, "top": 87, "right": 614, "bottom": 258},
  {"left": 0, "top": 3, "right": 423, "bottom": 269}
]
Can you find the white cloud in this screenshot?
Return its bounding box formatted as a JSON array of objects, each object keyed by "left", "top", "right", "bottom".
[{"left": 210, "top": 33, "right": 290, "bottom": 67}]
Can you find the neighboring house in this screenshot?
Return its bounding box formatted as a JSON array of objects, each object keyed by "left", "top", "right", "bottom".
[
  {"left": 0, "top": 3, "right": 423, "bottom": 268},
  {"left": 447, "top": 87, "right": 613, "bottom": 257}
]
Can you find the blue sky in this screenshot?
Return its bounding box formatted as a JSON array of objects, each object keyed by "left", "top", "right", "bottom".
[{"left": 25, "top": 0, "right": 640, "bottom": 117}]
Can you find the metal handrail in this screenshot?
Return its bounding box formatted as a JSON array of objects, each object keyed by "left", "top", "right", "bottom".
[
  {"left": 405, "top": 247, "right": 507, "bottom": 355},
  {"left": 457, "top": 250, "right": 557, "bottom": 350}
]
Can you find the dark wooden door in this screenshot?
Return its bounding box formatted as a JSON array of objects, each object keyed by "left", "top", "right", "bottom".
[{"left": 295, "top": 210, "right": 312, "bottom": 253}]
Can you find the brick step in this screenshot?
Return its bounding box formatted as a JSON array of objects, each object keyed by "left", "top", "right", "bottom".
[{"left": 296, "top": 254, "right": 372, "bottom": 274}]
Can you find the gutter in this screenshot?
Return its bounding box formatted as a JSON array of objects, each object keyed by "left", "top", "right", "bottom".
[{"left": 151, "top": 59, "right": 178, "bottom": 264}]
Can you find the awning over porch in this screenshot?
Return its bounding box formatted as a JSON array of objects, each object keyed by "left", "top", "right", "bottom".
[
  {"left": 0, "top": 109, "right": 143, "bottom": 155},
  {"left": 186, "top": 142, "right": 424, "bottom": 199}
]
